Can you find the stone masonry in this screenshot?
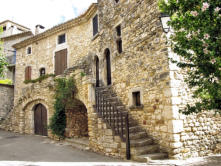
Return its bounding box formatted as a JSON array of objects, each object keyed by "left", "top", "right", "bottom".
[
  {"left": 0, "top": 0, "right": 220, "bottom": 161},
  {"left": 0, "top": 84, "right": 14, "bottom": 120}
]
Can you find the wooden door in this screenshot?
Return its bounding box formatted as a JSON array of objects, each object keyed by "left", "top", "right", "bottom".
[
  {"left": 96, "top": 56, "right": 99, "bottom": 87},
  {"left": 34, "top": 104, "right": 48, "bottom": 136},
  {"left": 106, "top": 49, "right": 111, "bottom": 85},
  {"left": 55, "top": 49, "right": 67, "bottom": 75}
]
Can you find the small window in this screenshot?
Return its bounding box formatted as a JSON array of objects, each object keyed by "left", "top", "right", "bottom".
[
  {"left": 116, "top": 39, "right": 122, "bottom": 54},
  {"left": 25, "top": 66, "right": 32, "bottom": 81},
  {"left": 40, "top": 68, "right": 46, "bottom": 76},
  {"left": 132, "top": 91, "right": 141, "bottom": 106},
  {"left": 58, "top": 34, "right": 66, "bottom": 44},
  {"left": 27, "top": 47, "right": 32, "bottom": 55},
  {"left": 115, "top": 0, "right": 120, "bottom": 3},
  {"left": 93, "top": 15, "right": 98, "bottom": 36},
  {"left": 116, "top": 25, "right": 121, "bottom": 36},
  {"left": 3, "top": 26, "right": 6, "bottom": 31}
]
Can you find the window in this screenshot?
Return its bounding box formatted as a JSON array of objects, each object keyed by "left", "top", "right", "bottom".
[
  {"left": 27, "top": 47, "right": 32, "bottom": 55},
  {"left": 116, "top": 39, "right": 122, "bottom": 54},
  {"left": 58, "top": 34, "right": 66, "bottom": 44},
  {"left": 115, "top": 0, "right": 120, "bottom": 3},
  {"left": 132, "top": 91, "right": 141, "bottom": 106},
  {"left": 116, "top": 24, "right": 123, "bottom": 53},
  {"left": 40, "top": 68, "right": 46, "bottom": 76},
  {"left": 3, "top": 26, "right": 6, "bottom": 31},
  {"left": 25, "top": 66, "right": 32, "bottom": 81},
  {"left": 116, "top": 25, "right": 121, "bottom": 36},
  {"left": 93, "top": 15, "right": 98, "bottom": 36}
]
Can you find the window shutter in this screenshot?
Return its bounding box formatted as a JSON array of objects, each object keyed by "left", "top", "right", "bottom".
[
  {"left": 28, "top": 66, "right": 32, "bottom": 80},
  {"left": 25, "top": 67, "right": 28, "bottom": 80},
  {"left": 55, "top": 49, "right": 67, "bottom": 76}
]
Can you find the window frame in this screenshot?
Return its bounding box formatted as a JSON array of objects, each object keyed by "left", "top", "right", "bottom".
[
  {"left": 57, "top": 33, "right": 66, "bottom": 45},
  {"left": 26, "top": 46, "right": 32, "bottom": 55},
  {"left": 92, "top": 14, "right": 99, "bottom": 36}
]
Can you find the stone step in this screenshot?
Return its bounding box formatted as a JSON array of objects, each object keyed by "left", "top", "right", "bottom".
[
  {"left": 130, "top": 138, "right": 153, "bottom": 147},
  {"left": 132, "top": 153, "right": 168, "bottom": 162},
  {"left": 127, "top": 131, "right": 147, "bottom": 140},
  {"left": 65, "top": 137, "right": 89, "bottom": 151},
  {"left": 131, "top": 145, "right": 159, "bottom": 156}
]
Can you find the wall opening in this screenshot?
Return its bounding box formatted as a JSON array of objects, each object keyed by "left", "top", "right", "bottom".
[
  {"left": 65, "top": 99, "right": 88, "bottom": 138},
  {"left": 105, "top": 48, "right": 111, "bottom": 85}
]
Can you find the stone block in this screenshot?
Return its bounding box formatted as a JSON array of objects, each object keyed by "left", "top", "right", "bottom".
[{"left": 168, "top": 120, "right": 184, "bottom": 133}]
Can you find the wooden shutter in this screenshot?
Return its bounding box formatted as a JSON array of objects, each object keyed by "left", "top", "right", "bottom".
[
  {"left": 25, "top": 66, "right": 32, "bottom": 80},
  {"left": 55, "top": 49, "right": 67, "bottom": 75}
]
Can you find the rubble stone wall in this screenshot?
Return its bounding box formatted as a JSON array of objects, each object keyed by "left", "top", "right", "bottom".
[{"left": 0, "top": 84, "right": 14, "bottom": 120}]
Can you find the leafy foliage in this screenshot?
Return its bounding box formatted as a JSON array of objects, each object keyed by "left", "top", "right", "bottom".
[
  {"left": 49, "top": 77, "right": 76, "bottom": 138},
  {"left": 0, "top": 27, "right": 8, "bottom": 78},
  {"left": 159, "top": 0, "right": 221, "bottom": 114},
  {"left": 24, "top": 74, "right": 55, "bottom": 84},
  {"left": 0, "top": 79, "right": 12, "bottom": 85}
]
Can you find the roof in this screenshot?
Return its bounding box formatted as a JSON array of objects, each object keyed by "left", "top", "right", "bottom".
[
  {"left": 1, "top": 31, "right": 33, "bottom": 41},
  {"left": 13, "top": 3, "right": 98, "bottom": 49},
  {"left": 0, "top": 20, "right": 30, "bottom": 31}
]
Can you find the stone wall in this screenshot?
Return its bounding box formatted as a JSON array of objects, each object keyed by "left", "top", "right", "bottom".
[
  {"left": 168, "top": 48, "right": 221, "bottom": 159},
  {"left": 65, "top": 102, "right": 88, "bottom": 138},
  {"left": 0, "top": 84, "right": 14, "bottom": 120}
]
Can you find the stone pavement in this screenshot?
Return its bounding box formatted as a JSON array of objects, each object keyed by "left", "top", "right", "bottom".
[{"left": 0, "top": 130, "right": 220, "bottom": 166}]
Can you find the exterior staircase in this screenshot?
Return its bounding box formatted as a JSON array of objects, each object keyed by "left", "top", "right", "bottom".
[{"left": 95, "top": 85, "right": 168, "bottom": 162}]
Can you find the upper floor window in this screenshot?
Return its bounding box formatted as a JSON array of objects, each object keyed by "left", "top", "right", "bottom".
[
  {"left": 116, "top": 25, "right": 121, "bottom": 36},
  {"left": 3, "top": 26, "right": 6, "bottom": 31},
  {"left": 25, "top": 66, "right": 32, "bottom": 81},
  {"left": 93, "top": 15, "right": 98, "bottom": 36},
  {"left": 115, "top": 0, "right": 119, "bottom": 3},
  {"left": 116, "top": 24, "right": 123, "bottom": 54},
  {"left": 40, "top": 68, "right": 46, "bottom": 76},
  {"left": 58, "top": 34, "right": 66, "bottom": 44},
  {"left": 27, "top": 47, "right": 32, "bottom": 55}
]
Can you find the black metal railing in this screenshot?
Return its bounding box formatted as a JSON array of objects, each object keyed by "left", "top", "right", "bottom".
[{"left": 95, "top": 88, "right": 130, "bottom": 160}]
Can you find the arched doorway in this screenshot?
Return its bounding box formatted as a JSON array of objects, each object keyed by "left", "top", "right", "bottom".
[
  {"left": 95, "top": 56, "right": 99, "bottom": 87},
  {"left": 65, "top": 100, "right": 88, "bottom": 138},
  {"left": 105, "top": 48, "right": 111, "bottom": 85},
  {"left": 34, "top": 104, "right": 48, "bottom": 136}
]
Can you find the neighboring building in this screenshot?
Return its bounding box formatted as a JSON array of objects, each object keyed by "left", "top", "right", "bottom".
[
  {"left": 0, "top": 20, "right": 33, "bottom": 83},
  {"left": 0, "top": 0, "right": 220, "bottom": 162}
]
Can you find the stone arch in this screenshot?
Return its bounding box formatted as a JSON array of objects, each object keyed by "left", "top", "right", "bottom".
[
  {"left": 21, "top": 98, "right": 51, "bottom": 135},
  {"left": 65, "top": 99, "right": 88, "bottom": 138}
]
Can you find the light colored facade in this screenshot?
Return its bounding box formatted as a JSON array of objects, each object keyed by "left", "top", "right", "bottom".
[
  {"left": 0, "top": 0, "right": 220, "bottom": 161},
  {"left": 0, "top": 20, "right": 33, "bottom": 83}
]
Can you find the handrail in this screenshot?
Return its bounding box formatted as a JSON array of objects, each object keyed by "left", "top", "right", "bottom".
[{"left": 95, "top": 88, "right": 130, "bottom": 160}]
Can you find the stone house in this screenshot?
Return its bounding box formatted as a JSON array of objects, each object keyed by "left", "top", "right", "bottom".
[
  {"left": 0, "top": 20, "right": 33, "bottom": 83},
  {"left": 0, "top": 20, "right": 32, "bottom": 121},
  {"left": 0, "top": 0, "right": 220, "bottom": 162}
]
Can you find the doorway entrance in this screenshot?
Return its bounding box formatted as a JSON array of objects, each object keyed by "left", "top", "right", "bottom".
[{"left": 34, "top": 104, "right": 48, "bottom": 136}]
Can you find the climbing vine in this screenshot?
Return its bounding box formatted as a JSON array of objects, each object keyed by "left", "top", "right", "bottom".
[
  {"left": 49, "top": 77, "right": 77, "bottom": 138},
  {"left": 24, "top": 74, "right": 55, "bottom": 84}
]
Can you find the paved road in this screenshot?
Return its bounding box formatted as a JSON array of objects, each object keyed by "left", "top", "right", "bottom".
[
  {"left": 0, "top": 130, "right": 220, "bottom": 166},
  {"left": 0, "top": 129, "right": 124, "bottom": 162}
]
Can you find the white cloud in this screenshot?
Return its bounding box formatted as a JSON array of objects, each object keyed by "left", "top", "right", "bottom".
[{"left": 1, "top": 0, "right": 97, "bottom": 32}]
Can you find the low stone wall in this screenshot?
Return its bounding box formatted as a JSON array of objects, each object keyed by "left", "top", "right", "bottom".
[
  {"left": 0, "top": 84, "right": 14, "bottom": 120},
  {"left": 175, "top": 111, "right": 221, "bottom": 159}
]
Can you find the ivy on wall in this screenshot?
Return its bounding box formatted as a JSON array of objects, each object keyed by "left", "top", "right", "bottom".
[
  {"left": 24, "top": 74, "right": 55, "bottom": 84},
  {"left": 49, "top": 77, "right": 77, "bottom": 138}
]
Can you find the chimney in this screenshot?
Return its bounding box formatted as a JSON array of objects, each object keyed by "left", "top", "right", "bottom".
[{"left": 35, "top": 25, "right": 45, "bottom": 35}]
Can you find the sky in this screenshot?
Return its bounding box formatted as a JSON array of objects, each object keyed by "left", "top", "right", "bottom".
[{"left": 1, "top": 0, "right": 97, "bottom": 32}]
